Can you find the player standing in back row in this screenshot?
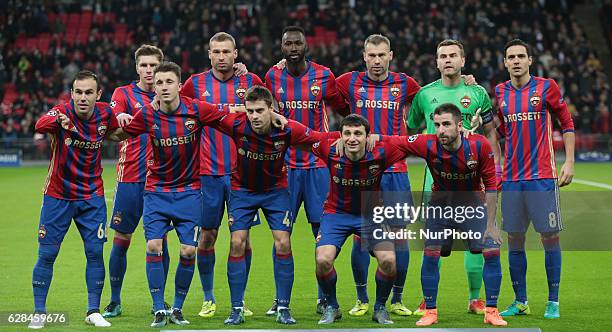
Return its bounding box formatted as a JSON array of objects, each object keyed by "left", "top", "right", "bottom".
[
  {"left": 335, "top": 34, "right": 420, "bottom": 317},
  {"left": 265, "top": 25, "right": 348, "bottom": 315},
  {"left": 181, "top": 31, "right": 263, "bottom": 318},
  {"left": 495, "top": 39, "right": 574, "bottom": 319},
  {"left": 107, "top": 62, "right": 249, "bottom": 328},
  {"left": 103, "top": 44, "right": 171, "bottom": 319},
  {"left": 407, "top": 39, "right": 502, "bottom": 316}
]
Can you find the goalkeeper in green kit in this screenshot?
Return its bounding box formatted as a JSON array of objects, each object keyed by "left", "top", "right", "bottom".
[{"left": 407, "top": 39, "right": 502, "bottom": 315}]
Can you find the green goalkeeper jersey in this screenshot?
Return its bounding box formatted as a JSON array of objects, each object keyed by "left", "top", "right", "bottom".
[
  {"left": 407, "top": 79, "right": 493, "bottom": 192},
  {"left": 407, "top": 79, "right": 492, "bottom": 134}
]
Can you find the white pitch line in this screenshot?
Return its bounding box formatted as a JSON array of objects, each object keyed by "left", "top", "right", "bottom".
[{"left": 573, "top": 178, "right": 612, "bottom": 190}]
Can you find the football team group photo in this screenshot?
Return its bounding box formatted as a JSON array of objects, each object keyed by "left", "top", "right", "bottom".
[{"left": 1, "top": 1, "right": 611, "bottom": 331}]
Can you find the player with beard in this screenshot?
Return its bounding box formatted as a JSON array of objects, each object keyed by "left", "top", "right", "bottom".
[{"left": 264, "top": 26, "right": 348, "bottom": 315}]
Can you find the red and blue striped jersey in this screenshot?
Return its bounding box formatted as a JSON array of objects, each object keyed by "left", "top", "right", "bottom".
[
  {"left": 311, "top": 139, "right": 409, "bottom": 215},
  {"left": 110, "top": 81, "right": 154, "bottom": 183},
  {"left": 494, "top": 76, "right": 574, "bottom": 181},
  {"left": 122, "top": 97, "right": 230, "bottom": 192},
  {"left": 217, "top": 114, "right": 339, "bottom": 192},
  {"left": 383, "top": 134, "right": 496, "bottom": 192},
  {"left": 181, "top": 71, "right": 264, "bottom": 175},
  {"left": 35, "top": 101, "right": 118, "bottom": 200},
  {"left": 336, "top": 71, "right": 420, "bottom": 173},
  {"left": 265, "top": 61, "right": 348, "bottom": 169}
]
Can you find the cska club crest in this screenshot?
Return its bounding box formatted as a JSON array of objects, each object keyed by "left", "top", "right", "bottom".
[
  {"left": 112, "top": 212, "right": 122, "bottom": 225},
  {"left": 185, "top": 119, "right": 196, "bottom": 131},
  {"left": 310, "top": 81, "right": 321, "bottom": 96},
  {"left": 273, "top": 140, "right": 285, "bottom": 150},
  {"left": 466, "top": 154, "right": 478, "bottom": 170},
  {"left": 369, "top": 164, "right": 380, "bottom": 174},
  {"left": 390, "top": 85, "right": 401, "bottom": 97},
  {"left": 460, "top": 95, "right": 471, "bottom": 108},
  {"left": 235, "top": 86, "right": 247, "bottom": 99},
  {"left": 97, "top": 125, "right": 107, "bottom": 136},
  {"left": 38, "top": 225, "right": 47, "bottom": 239},
  {"left": 530, "top": 94, "right": 541, "bottom": 107},
  {"left": 64, "top": 138, "right": 73, "bottom": 146}
]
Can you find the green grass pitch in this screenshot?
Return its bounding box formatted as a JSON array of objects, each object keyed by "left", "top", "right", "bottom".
[{"left": 1, "top": 162, "right": 611, "bottom": 331}]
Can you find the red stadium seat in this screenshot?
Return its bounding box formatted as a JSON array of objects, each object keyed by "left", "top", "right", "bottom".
[
  {"left": 47, "top": 13, "right": 57, "bottom": 24},
  {"left": 67, "top": 13, "right": 80, "bottom": 27},
  {"left": 306, "top": 36, "right": 316, "bottom": 46},
  {"left": 59, "top": 13, "right": 68, "bottom": 26},
  {"left": 81, "top": 10, "right": 93, "bottom": 24},
  {"left": 324, "top": 31, "right": 338, "bottom": 44},
  {"left": 15, "top": 35, "right": 26, "bottom": 49},
  {"left": 93, "top": 13, "right": 104, "bottom": 25},
  {"left": 26, "top": 37, "right": 38, "bottom": 52}
]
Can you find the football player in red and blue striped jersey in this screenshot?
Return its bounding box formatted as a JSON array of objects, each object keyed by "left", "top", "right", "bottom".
[
  {"left": 214, "top": 86, "right": 337, "bottom": 326},
  {"left": 377, "top": 104, "right": 506, "bottom": 327},
  {"left": 31, "top": 71, "right": 118, "bottom": 328},
  {"left": 103, "top": 44, "right": 171, "bottom": 319},
  {"left": 181, "top": 32, "right": 264, "bottom": 318},
  {"left": 335, "top": 34, "right": 421, "bottom": 316},
  {"left": 109, "top": 62, "right": 250, "bottom": 328},
  {"left": 312, "top": 114, "right": 416, "bottom": 325},
  {"left": 264, "top": 25, "right": 349, "bottom": 315},
  {"left": 495, "top": 39, "right": 575, "bottom": 319}
]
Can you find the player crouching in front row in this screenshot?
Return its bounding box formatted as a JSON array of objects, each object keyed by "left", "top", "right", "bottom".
[{"left": 375, "top": 103, "right": 507, "bottom": 327}]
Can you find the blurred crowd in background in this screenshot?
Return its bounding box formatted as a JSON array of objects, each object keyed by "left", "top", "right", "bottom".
[{"left": 1, "top": 0, "right": 610, "bottom": 148}]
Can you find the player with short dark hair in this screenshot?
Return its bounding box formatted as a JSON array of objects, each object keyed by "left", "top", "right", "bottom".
[
  {"left": 215, "top": 85, "right": 338, "bottom": 326},
  {"left": 335, "top": 33, "right": 420, "bottom": 317},
  {"left": 407, "top": 39, "right": 502, "bottom": 315},
  {"left": 30, "top": 70, "right": 118, "bottom": 328},
  {"left": 381, "top": 103, "right": 507, "bottom": 326},
  {"left": 312, "top": 114, "right": 417, "bottom": 325},
  {"left": 496, "top": 39, "right": 574, "bottom": 319},
  {"left": 106, "top": 61, "right": 255, "bottom": 328},
  {"left": 181, "top": 31, "right": 264, "bottom": 319},
  {"left": 264, "top": 25, "right": 349, "bottom": 316},
  {"left": 103, "top": 43, "right": 171, "bottom": 319}
]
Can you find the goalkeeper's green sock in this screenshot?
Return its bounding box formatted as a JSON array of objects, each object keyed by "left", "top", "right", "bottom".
[{"left": 465, "top": 251, "right": 484, "bottom": 300}]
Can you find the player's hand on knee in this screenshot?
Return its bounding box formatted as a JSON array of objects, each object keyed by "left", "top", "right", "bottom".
[
  {"left": 233, "top": 62, "right": 248, "bottom": 76},
  {"left": 484, "top": 225, "right": 502, "bottom": 245},
  {"left": 558, "top": 162, "right": 574, "bottom": 187}
]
